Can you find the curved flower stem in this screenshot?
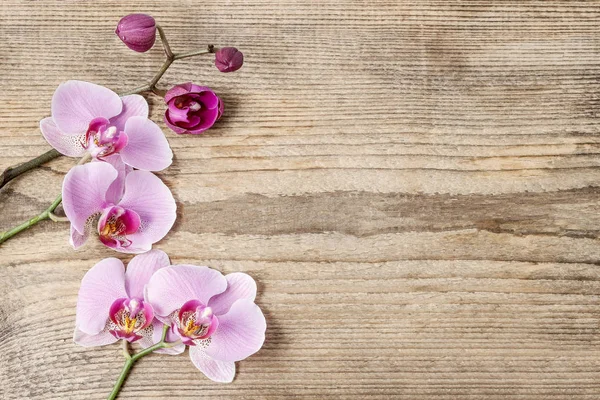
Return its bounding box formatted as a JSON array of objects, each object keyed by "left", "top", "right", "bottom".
[
  {"left": 156, "top": 25, "right": 174, "bottom": 59},
  {"left": 0, "top": 154, "right": 91, "bottom": 245},
  {"left": 108, "top": 325, "right": 181, "bottom": 400},
  {"left": 174, "top": 45, "right": 215, "bottom": 60},
  {"left": 122, "top": 340, "right": 131, "bottom": 360},
  {"left": 0, "top": 149, "right": 62, "bottom": 189},
  {"left": 0, "top": 194, "right": 63, "bottom": 244}
]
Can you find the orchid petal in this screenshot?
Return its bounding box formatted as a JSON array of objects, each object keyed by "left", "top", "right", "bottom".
[
  {"left": 189, "top": 347, "right": 235, "bottom": 383},
  {"left": 52, "top": 80, "right": 122, "bottom": 135},
  {"left": 117, "top": 170, "right": 176, "bottom": 252},
  {"left": 120, "top": 116, "right": 172, "bottom": 171},
  {"left": 205, "top": 299, "right": 266, "bottom": 362},
  {"left": 70, "top": 224, "right": 90, "bottom": 249},
  {"left": 208, "top": 273, "right": 257, "bottom": 316},
  {"left": 73, "top": 328, "right": 118, "bottom": 347},
  {"left": 146, "top": 265, "right": 227, "bottom": 318},
  {"left": 125, "top": 249, "right": 170, "bottom": 299},
  {"left": 76, "top": 258, "right": 127, "bottom": 335},
  {"left": 99, "top": 155, "right": 132, "bottom": 205},
  {"left": 40, "top": 117, "right": 86, "bottom": 157},
  {"left": 62, "top": 162, "right": 117, "bottom": 233},
  {"left": 109, "top": 95, "right": 149, "bottom": 132}
]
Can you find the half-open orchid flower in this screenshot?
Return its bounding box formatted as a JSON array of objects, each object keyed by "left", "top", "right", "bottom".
[
  {"left": 41, "top": 80, "right": 172, "bottom": 171},
  {"left": 74, "top": 251, "right": 170, "bottom": 348},
  {"left": 62, "top": 161, "right": 176, "bottom": 253},
  {"left": 146, "top": 265, "right": 266, "bottom": 383}
]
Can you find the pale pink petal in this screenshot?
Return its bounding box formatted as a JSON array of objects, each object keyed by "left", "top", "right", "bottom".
[
  {"left": 120, "top": 116, "right": 172, "bottom": 171},
  {"left": 117, "top": 170, "right": 176, "bottom": 250},
  {"left": 209, "top": 273, "right": 257, "bottom": 316},
  {"left": 190, "top": 347, "right": 235, "bottom": 383},
  {"left": 40, "top": 117, "right": 86, "bottom": 157},
  {"left": 62, "top": 162, "right": 117, "bottom": 233},
  {"left": 76, "top": 258, "right": 127, "bottom": 335},
  {"left": 125, "top": 249, "right": 170, "bottom": 298},
  {"left": 73, "top": 328, "right": 118, "bottom": 347},
  {"left": 146, "top": 265, "right": 227, "bottom": 318},
  {"left": 205, "top": 299, "right": 266, "bottom": 362},
  {"left": 70, "top": 224, "right": 90, "bottom": 249},
  {"left": 109, "top": 95, "right": 149, "bottom": 132},
  {"left": 99, "top": 155, "right": 132, "bottom": 205},
  {"left": 52, "top": 80, "right": 122, "bottom": 135},
  {"left": 113, "top": 239, "right": 153, "bottom": 254},
  {"left": 138, "top": 320, "right": 185, "bottom": 355}
]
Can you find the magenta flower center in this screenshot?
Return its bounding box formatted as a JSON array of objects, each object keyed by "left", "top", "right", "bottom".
[
  {"left": 167, "top": 96, "right": 204, "bottom": 126},
  {"left": 84, "top": 117, "right": 128, "bottom": 159},
  {"left": 108, "top": 297, "right": 154, "bottom": 342},
  {"left": 174, "top": 300, "right": 219, "bottom": 345},
  {"left": 97, "top": 206, "right": 141, "bottom": 248}
]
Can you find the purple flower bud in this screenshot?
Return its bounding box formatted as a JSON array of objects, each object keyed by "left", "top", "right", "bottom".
[
  {"left": 214, "top": 47, "right": 244, "bottom": 73},
  {"left": 115, "top": 14, "right": 156, "bottom": 53}
]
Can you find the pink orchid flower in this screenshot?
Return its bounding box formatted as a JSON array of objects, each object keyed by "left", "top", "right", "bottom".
[
  {"left": 41, "top": 80, "right": 172, "bottom": 171},
  {"left": 74, "top": 250, "right": 183, "bottom": 354},
  {"left": 146, "top": 264, "right": 266, "bottom": 383},
  {"left": 62, "top": 160, "right": 176, "bottom": 253}
]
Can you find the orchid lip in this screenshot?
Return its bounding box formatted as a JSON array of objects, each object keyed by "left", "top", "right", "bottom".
[
  {"left": 84, "top": 117, "right": 128, "bottom": 159},
  {"left": 97, "top": 206, "right": 141, "bottom": 248},
  {"left": 107, "top": 297, "right": 154, "bottom": 342},
  {"left": 173, "top": 299, "right": 219, "bottom": 345}
]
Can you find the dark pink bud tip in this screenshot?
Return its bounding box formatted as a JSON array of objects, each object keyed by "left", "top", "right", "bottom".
[
  {"left": 215, "top": 47, "right": 244, "bottom": 73},
  {"left": 115, "top": 14, "right": 156, "bottom": 53}
]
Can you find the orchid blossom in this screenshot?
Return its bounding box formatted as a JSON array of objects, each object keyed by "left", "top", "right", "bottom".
[
  {"left": 41, "top": 80, "right": 172, "bottom": 171},
  {"left": 74, "top": 250, "right": 180, "bottom": 350},
  {"left": 62, "top": 160, "right": 176, "bottom": 253},
  {"left": 146, "top": 264, "right": 267, "bottom": 382},
  {"left": 75, "top": 253, "right": 266, "bottom": 384}
]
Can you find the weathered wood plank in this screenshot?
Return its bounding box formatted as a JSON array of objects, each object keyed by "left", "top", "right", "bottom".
[{"left": 2, "top": 0, "right": 600, "bottom": 399}]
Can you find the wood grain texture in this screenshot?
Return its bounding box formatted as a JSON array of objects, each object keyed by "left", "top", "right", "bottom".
[{"left": 1, "top": 0, "right": 600, "bottom": 398}]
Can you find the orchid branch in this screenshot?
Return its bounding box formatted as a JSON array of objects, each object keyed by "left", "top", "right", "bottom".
[
  {"left": 0, "top": 149, "right": 61, "bottom": 189},
  {"left": 122, "top": 26, "right": 214, "bottom": 96},
  {"left": 0, "top": 154, "right": 91, "bottom": 245},
  {"left": 0, "top": 27, "right": 214, "bottom": 191},
  {"left": 0, "top": 31, "right": 216, "bottom": 246},
  {"left": 0, "top": 194, "right": 64, "bottom": 244},
  {"left": 108, "top": 324, "right": 181, "bottom": 400}
]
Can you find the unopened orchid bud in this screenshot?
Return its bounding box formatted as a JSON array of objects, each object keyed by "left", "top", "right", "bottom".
[
  {"left": 115, "top": 14, "right": 156, "bottom": 53},
  {"left": 214, "top": 47, "right": 244, "bottom": 73}
]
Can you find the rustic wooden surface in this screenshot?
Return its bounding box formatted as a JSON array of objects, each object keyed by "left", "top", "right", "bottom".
[{"left": 1, "top": 1, "right": 600, "bottom": 399}]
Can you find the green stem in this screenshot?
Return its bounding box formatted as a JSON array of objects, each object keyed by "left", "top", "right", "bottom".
[
  {"left": 0, "top": 194, "right": 62, "bottom": 244},
  {"left": 0, "top": 154, "right": 91, "bottom": 245},
  {"left": 174, "top": 45, "right": 215, "bottom": 60},
  {"left": 156, "top": 25, "right": 174, "bottom": 59},
  {"left": 0, "top": 149, "right": 62, "bottom": 189},
  {"left": 107, "top": 356, "right": 135, "bottom": 400},
  {"left": 108, "top": 325, "right": 180, "bottom": 400}
]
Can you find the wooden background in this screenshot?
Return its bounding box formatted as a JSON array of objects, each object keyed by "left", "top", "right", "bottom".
[{"left": 1, "top": 1, "right": 600, "bottom": 398}]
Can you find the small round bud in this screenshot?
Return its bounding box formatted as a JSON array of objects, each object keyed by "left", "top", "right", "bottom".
[
  {"left": 115, "top": 14, "right": 156, "bottom": 53},
  {"left": 214, "top": 47, "right": 244, "bottom": 73}
]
